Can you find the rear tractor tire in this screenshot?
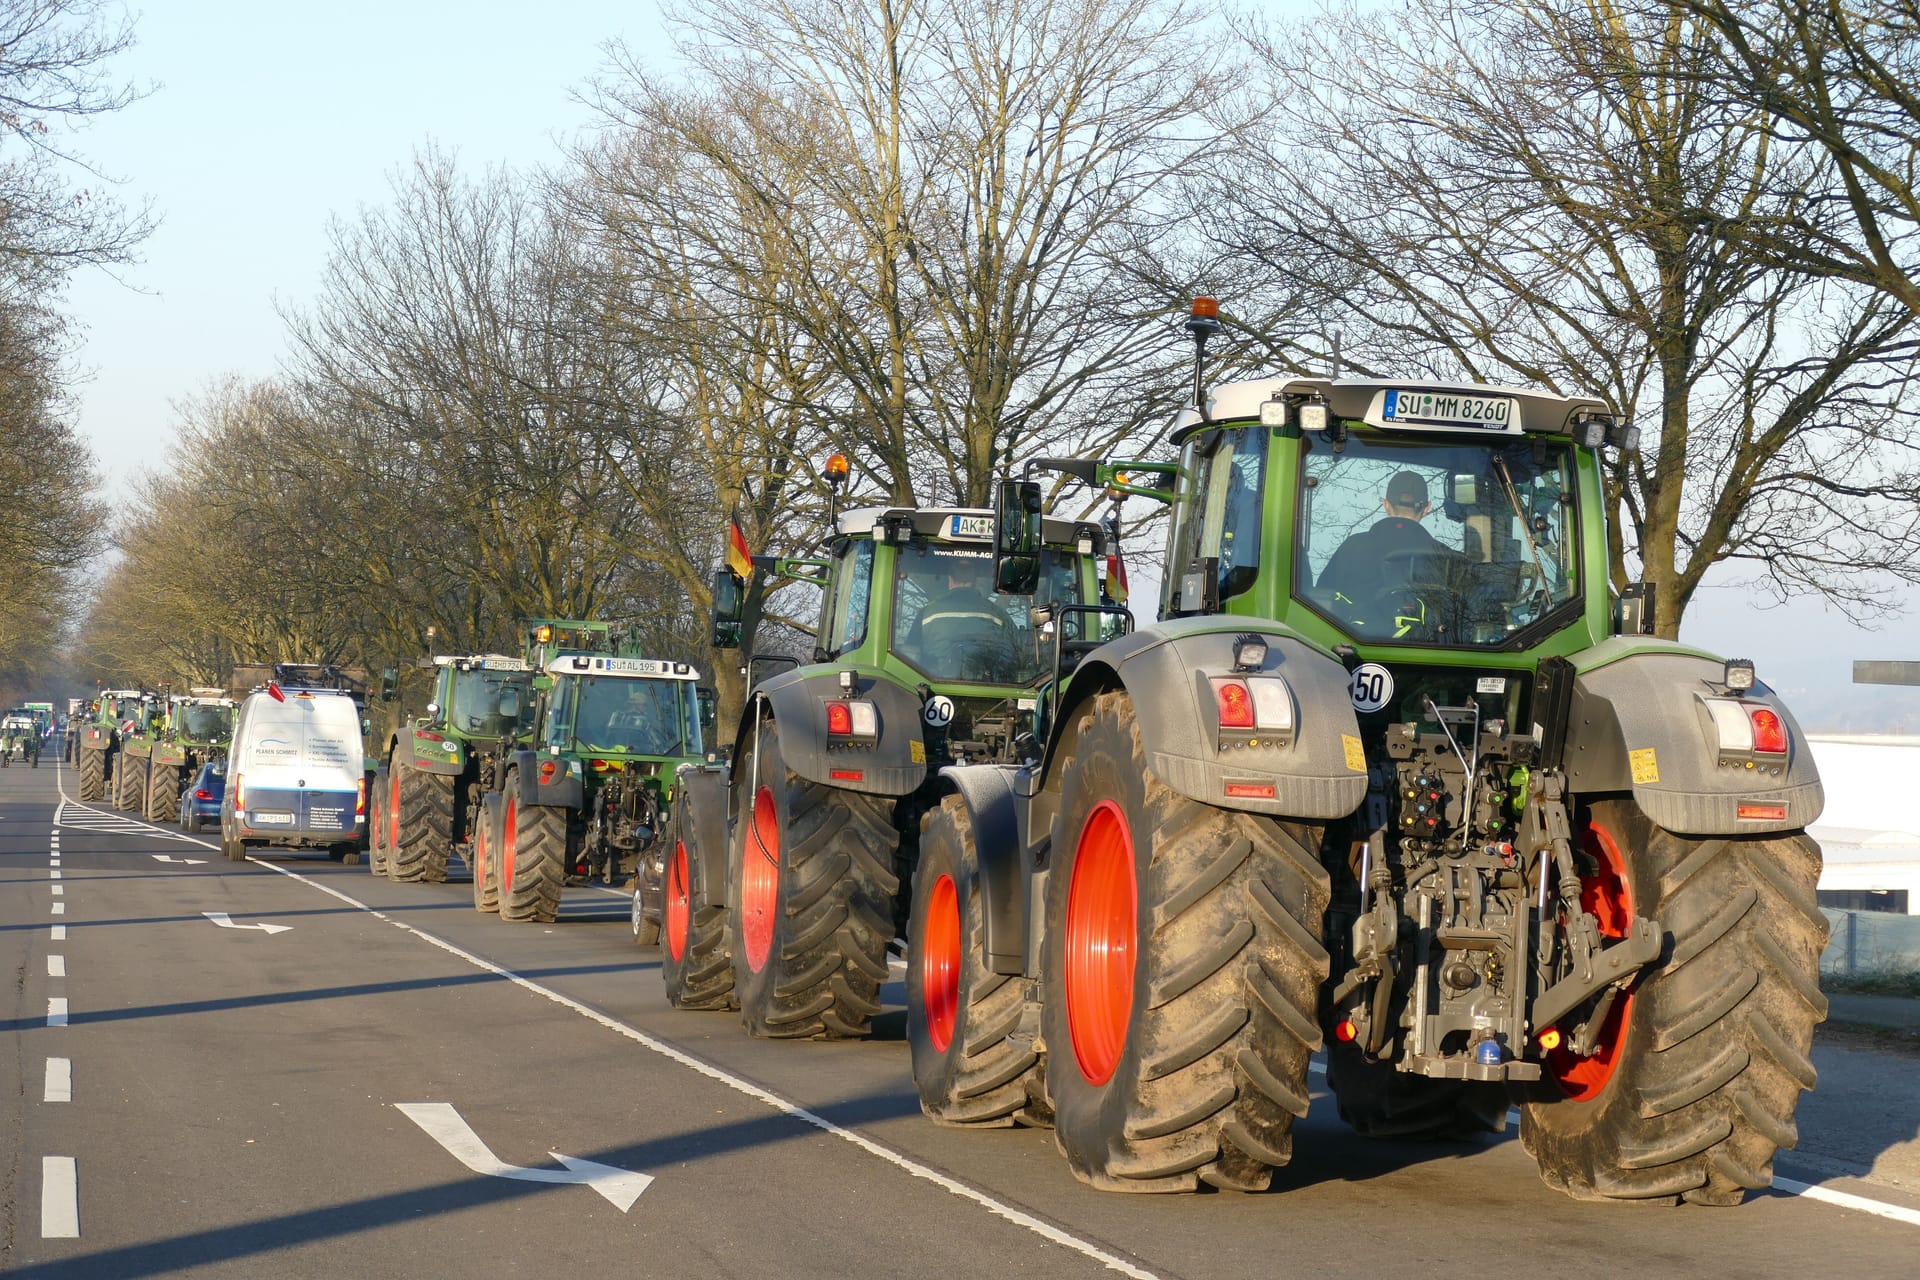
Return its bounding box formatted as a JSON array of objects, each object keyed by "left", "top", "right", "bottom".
[
  {"left": 907, "top": 795, "right": 1045, "bottom": 1128},
  {"left": 661, "top": 794, "right": 736, "bottom": 1011},
  {"left": 367, "top": 767, "right": 392, "bottom": 876},
  {"left": 1518, "top": 797, "right": 1827, "bottom": 1206},
  {"left": 116, "top": 754, "right": 149, "bottom": 813},
  {"left": 471, "top": 793, "right": 502, "bottom": 913},
  {"left": 77, "top": 747, "right": 105, "bottom": 802},
  {"left": 499, "top": 779, "right": 566, "bottom": 924},
  {"left": 728, "top": 718, "right": 899, "bottom": 1040},
  {"left": 146, "top": 763, "right": 181, "bottom": 825},
  {"left": 389, "top": 766, "right": 455, "bottom": 884},
  {"left": 1040, "top": 691, "right": 1330, "bottom": 1193}
]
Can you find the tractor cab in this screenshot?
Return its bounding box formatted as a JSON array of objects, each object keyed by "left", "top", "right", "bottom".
[{"left": 429, "top": 653, "right": 536, "bottom": 745}]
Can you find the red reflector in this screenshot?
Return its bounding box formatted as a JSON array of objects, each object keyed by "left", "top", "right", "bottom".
[
  {"left": 1214, "top": 678, "right": 1255, "bottom": 729},
  {"left": 1334, "top": 1019, "right": 1357, "bottom": 1043},
  {"left": 1224, "top": 782, "right": 1275, "bottom": 799},
  {"left": 829, "top": 769, "right": 865, "bottom": 781},
  {"left": 538, "top": 760, "right": 558, "bottom": 783},
  {"left": 1747, "top": 707, "right": 1787, "bottom": 754},
  {"left": 826, "top": 703, "right": 853, "bottom": 736},
  {"left": 1737, "top": 802, "right": 1788, "bottom": 822}
]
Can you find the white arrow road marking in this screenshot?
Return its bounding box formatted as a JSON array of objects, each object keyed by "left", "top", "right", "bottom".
[
  {"left": 395, "top": 1103, "right": 652, "bottom": 1211},
  {"left": 202, "top": 912, "right": 292, "bottom": 935},
  {"left": 152, "top": 854, "right": 208, "bottom": 865}
]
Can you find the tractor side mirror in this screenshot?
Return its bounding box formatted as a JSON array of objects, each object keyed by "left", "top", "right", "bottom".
[
  {"left": 379, "top": 668, "right": 398, "bottom": 701},
  {"left": 696, "top": 686, "right": 718, "bottom": 741},
  {"left": 1450, "top": 474, "right": 1482, "bottom": 507},
  {"left": 993, "top": 479, "right": 1043, "bottom": 595},
  {"left": 1616, "top": 581, "right": 1657, "bottom": 636},
  {"left": 497, "top": 687, "right": 521, "bottom": 721},
  {"left": 711, "top": 569, "right": 745, "bottom": 650}
]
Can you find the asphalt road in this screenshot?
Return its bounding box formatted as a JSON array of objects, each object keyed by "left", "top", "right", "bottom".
[{"left": 5, "top": 759, "right": 1919, "bottom": 1279}]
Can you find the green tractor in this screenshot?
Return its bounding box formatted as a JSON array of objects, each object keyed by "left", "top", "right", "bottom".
[
  {"left": 470, "top": 620, "right": 709, "bottom": 925},
  {"left": 77, "top": 688, "right": 147, "bottom": 803},
  {"left": 905, "top": 305, "right": 1826, "bottom": 1204},
  {"left": 1, "top": 709, "right": 40, "bottom": 767},
  {"left": 653, "top": 480, "right": 1118, "bottom": 1041},
  {"left": 369, "top": 652, "right": 536, "bottom": 885},
  {"left": 140, "top": 690, "right": 237, "bottom": 823}
]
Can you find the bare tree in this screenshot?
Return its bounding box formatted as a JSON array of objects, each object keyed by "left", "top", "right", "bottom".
[{"left": 1208, "top": 0, "right": 1920, "bottom": 634}]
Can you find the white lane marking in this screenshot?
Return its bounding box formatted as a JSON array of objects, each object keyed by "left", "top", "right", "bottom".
[
  {"left": 395, "top": 1102, "right": 653, "bottom": 1211},
  {"left": 48, "top": 955, "right": 65, "bottom": 978},
  {"left": 51, "top": 884, "right": 62, "bottom": 895},
  {"left": 152, "top": 854, "right": 207, "bottom": 865},
  {"left": 50, "top": 868, "right": 60, "bottom": 879},
  {"left": 45, "top": 1057, "right": 71, "bottom": 1103},
  {"left": 203, "top": 912, "right": 292, "bottom": 935},
  {"left": 51, "top": 901, "right": 65, "bottom": 915},
  {"left": 51, "top": 925, "right": 65, "bottom": 941},
  {"left": 47, "top": 998, "right": 68, "bottom": 1027},
  {"left": 1774, "top": 1177, "right": 1920, "bottom": 1227},
  {"left": 41, "top": 1157, "right": 78, "bottom": 1238},
  {"left": 249, "top": 861, "right": 1160, "bottom": 1278}
]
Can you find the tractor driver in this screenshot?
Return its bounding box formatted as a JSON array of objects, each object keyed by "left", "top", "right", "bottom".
[
  {"left": 1318, "top": 469, "right": 1447, "bottom": 636},
  {"left": 604, "top": 681, "right": 680, "bottom": 755},
  {"left": 912, "top": 556, "right": 1015, "bottom": 678}
]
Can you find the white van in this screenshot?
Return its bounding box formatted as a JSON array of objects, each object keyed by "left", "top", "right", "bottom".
[{"left": 221, "top": 686, "right": 366, "bottom": 861}]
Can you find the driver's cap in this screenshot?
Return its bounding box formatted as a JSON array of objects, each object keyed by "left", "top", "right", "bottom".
[{"left": 1388, "top": 471, "right": 1428, "bottom": 507}]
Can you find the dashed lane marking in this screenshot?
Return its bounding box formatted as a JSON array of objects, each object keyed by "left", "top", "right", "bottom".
[
  {"left": 47, "top": 998, "right": 68, "bottom": 1028},
  {"left": 51, "top": 885, "right": 62, "bottom": 896},
  {"left": 50, "top": 902, "right": 64, "bottom": 915},
  {"left": 48, "top": 955, "right": 65, "bottom": 978},
  {"left": 41, "top": 1157, "right": 78, "bottom": 1238},
  {"left": 45, "top": 1057, "right": 71, "bottom": 1103},
  {"left": 51, "top": 925, "right": 65, "bottom": 941}
]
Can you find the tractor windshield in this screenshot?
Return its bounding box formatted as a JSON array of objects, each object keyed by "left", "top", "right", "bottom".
[
  {"left": 447, "top": 669, "right": 533, "bottom": 739},
  {"left": 177, "top": 704, "right": 233, "bottom": 741},
  {"left": 568, "top": 676, "right": 691, "bottom": 757},
  {"left": 1295, "top": 432, "right": 1580, "bottom": 646},
  {"left": 891, "top": 543, "right": 1084, "bottom": 685}
]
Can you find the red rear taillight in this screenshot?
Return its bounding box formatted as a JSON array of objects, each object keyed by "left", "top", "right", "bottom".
[
  {"left": 538, "top": 760, "right": 558, "bottom": 783},
  {"left": 232, "top": 773, "right": 245, "bottom": 813},
  {"left": 356, "top": 778, "right": 366, "bottom": 815},
  {"left": 1213, "top": 678, "right": 1255, "bottom": 729},
  {"left": 1748, "top": 707, "right": 1787, "bottom": 754},
  {"left": 193, "top": 789, "right": 213, "bottom": 801},
  {"left": 826, "top": 702, "right": 853, "bottom": 736}
]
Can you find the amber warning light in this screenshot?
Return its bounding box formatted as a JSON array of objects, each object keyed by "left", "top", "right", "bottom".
[
  {"left": 1190, "top": 296, "right": 1219, "bottom": 320},
  {"left": 823, "top": 454, "right": 850, "bottom": 487}
]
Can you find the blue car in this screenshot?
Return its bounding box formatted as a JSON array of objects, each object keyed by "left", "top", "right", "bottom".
[{"left": 178, "top": 761, "right": 225, "bottom": 833}]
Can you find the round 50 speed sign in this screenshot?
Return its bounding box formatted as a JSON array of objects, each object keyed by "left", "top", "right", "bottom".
[{"left": 1349, "top": 662, "right": 1394, "bottom": 714}]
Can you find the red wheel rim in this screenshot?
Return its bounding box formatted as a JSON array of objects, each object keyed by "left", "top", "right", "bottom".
[
  {"left": 1546, "top": 817, "right": 1635, "bottom": 1100},
  {"left": 922, "top": 873, "right": 961, "bottom": 1053},
  {"left": 741, "top": 785, "right": 780, "bottom": 973},
  {"left": 387, "top": 770, "right": 401, "bottom": 851},
  {"left": 502, "top": 797, "right": 518, "bottom": 897},
  {"left": 666, "top": 839, "right": 691, "bottom": 961},
  {"left": 1065, "top": 799, "right": 1136, "bottom": 1086}
]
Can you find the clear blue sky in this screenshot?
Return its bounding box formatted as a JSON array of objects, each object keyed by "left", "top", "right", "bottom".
[
  {"left": 62, "top": 1, "right": 668, "bottom": 493},
  {"left": 48, "top": 1, "right": 1919, "bottom": 726}
]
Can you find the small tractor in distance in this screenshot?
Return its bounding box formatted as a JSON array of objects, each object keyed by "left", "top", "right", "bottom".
[
  {"left": 651, "top": 466, "right": 1120, "bottom": 1044},
  {"left": 904, "top": 302, "right": 1827, "bottom": 1205},
  {"left": 1, "top": 709, "right": 39, "bottom": 767},
  {"left": 470, "top": 620, "right": 708, "bottom": 925},
  {"left": 369, "top": 652, "right": 536, "bottom": 885},
  {"left": 141, "top": 690, "right": 236, "bottom": 822}
]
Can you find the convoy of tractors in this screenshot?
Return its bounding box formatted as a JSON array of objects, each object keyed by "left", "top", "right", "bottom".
[{"left": 39, "top": 301, "right": 1827, "bottom": 1208}]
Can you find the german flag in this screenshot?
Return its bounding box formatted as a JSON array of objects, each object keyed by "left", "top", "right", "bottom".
[{"left": 726, "top": 520, "right": 753, "bottom": 581}]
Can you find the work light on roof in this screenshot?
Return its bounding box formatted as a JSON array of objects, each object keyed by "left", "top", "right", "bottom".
[{"left": 1724, "top": 658, "right": 1756, "bottom": 692}]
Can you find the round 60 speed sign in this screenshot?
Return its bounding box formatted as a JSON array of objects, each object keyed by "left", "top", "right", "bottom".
[{"left": 1349, "top": 662, "right": 1394, "bottom": 714}]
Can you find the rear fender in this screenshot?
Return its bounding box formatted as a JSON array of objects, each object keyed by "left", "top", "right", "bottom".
[
  {"left": 1044, "top": 615, "right": 1367, "bottom": 820},
  {"left": 396, "top": 726, "right": 465, "bottom": 777},
  {"left": 508, "top": 749, "right": 585, "bottom": 810},
  {"left": 752, "top": 668, "right": 929, "bottom": 796},
  {"left": 934, "top": 764, "right": 1034, "bottom": 977},
  {"left": 1565, "top": 639, "right": 1823, "bottom": 834},
  {"left": 674, "top": 763, "right": 733, "bottom": 907}
]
